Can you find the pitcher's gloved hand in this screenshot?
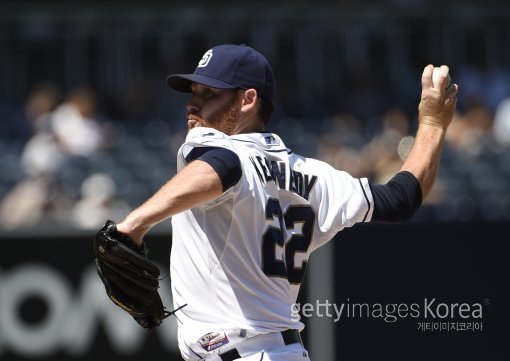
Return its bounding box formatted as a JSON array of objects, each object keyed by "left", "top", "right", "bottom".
[{"left": 93, "top": 220, "right": 166, "bottom": 331}]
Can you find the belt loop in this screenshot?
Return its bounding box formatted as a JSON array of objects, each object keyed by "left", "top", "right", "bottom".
[
  {"left": 219, "top": 348, "right": 241, "bottom": 361},
  {"left": 281, "top": 329, "right": 302, "bottom": 346}
]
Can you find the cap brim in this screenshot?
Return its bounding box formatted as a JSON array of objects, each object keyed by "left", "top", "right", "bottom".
[{"left": 166, "top": 74, "right": 238, "bottom": 92}]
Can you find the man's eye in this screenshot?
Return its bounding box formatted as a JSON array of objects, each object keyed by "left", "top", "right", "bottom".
[{"left": 202, "top": 89, "right": 214, "bottom": 98}]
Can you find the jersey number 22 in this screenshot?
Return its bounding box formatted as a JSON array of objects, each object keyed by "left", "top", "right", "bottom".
[{"left": 262, "top": 198, "right": 314, "bottom": 285}]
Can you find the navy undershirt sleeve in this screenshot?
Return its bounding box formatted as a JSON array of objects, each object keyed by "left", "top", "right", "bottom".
[
  {"left": 370, "top": 171, "right": 423, "bottom": 222},
  {"left": 186, "top": 147, "right": 242, "bottom": 192}
]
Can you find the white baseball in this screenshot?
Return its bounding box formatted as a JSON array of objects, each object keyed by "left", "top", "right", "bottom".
[{"left": 432, "top": 67, "right": 452, "bottom": 89}]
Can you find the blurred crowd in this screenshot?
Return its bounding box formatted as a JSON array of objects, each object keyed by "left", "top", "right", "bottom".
[
  {"left": 1, "top": 61, "right": 510, "bottom": 232},
  {"left": 0, "top": 84, "right": 129, "bottom": 230}
]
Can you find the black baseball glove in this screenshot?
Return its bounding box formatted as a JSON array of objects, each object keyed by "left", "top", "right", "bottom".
[{"left": 93, "top": 220, "right": 167, "bottom": 331}]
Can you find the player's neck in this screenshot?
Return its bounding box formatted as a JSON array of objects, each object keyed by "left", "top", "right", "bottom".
[{"left": 231, "top": 118, "right": 265, "bottom": 135}]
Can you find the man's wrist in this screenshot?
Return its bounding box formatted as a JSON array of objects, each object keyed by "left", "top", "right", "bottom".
[
  {"left": 117, "top": 215, "right": 149, "bottom": 245},
  {"left": 418, "top": 116, "right": 450, "bottom": 131}
]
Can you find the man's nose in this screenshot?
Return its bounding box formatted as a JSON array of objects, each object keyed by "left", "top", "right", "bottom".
[{"left": 186, "top": 95, "right": 200, "bottom": 114}]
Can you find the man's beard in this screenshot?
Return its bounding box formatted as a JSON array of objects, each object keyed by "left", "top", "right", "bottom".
[{"left": 188, "top": 98, "right": 239, "bottom": 135}]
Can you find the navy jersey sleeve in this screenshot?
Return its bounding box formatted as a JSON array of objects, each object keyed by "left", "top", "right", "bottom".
[
  {"left": 186, "top": 146, "right": 242, "bottom": 192},
  {"left": 370, "top": 171, "right": 423, "bottom": 222}
]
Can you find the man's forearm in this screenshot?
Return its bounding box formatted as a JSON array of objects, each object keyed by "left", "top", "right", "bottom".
[{"left": 400, "top": 124, "right": 446, "bottom": 199}]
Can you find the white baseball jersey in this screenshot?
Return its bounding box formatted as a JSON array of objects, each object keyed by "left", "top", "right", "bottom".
[{"left": 170, "top": 127, "right": 374, "bottom": 358}]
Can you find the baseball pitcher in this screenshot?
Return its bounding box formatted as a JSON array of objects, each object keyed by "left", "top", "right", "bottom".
[{"left": 93, "top": 44, "right": 458, "bottom": 361}]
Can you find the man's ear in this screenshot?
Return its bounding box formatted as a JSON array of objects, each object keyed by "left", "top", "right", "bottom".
[{"left": 240, "top": 88, "right": 258, "bottom": 113}]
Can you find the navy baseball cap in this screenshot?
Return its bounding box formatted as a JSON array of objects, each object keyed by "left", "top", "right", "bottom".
[{"left": 166, "top": 44, "right": 275, "bottom": 105}]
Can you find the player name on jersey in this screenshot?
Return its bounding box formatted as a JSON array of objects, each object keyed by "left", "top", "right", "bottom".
[{"left": 249, "top": 155, "right": 317, "bottom": 201}]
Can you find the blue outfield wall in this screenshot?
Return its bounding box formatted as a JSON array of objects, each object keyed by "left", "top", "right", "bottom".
[{"left": 329, "top": 221, "right": 509, "bottom": 361}]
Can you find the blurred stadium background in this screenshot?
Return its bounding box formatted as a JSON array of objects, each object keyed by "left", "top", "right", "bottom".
[{"left": 0, "top": 1, "right": 509, "bottom": 360}]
